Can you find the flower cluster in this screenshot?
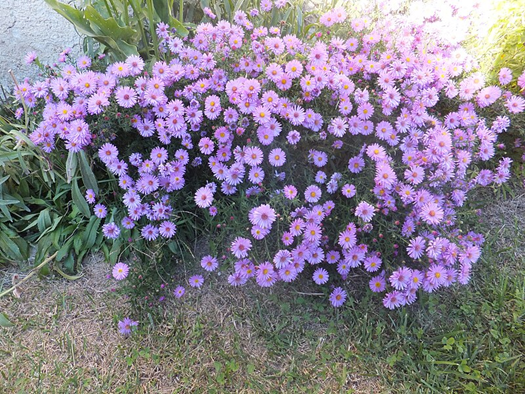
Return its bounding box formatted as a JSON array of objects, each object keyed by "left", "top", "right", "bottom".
[{"left": 19, "top": 2, "right": 522, "bottom": 309}]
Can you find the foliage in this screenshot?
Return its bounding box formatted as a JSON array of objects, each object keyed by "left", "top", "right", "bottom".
[
  {"left": 467, "top": 0, "right": 525, "bottom": 93},
  {"left": 44, "top": 0, "right": 188, "bottom": 61},
  {"left": 0, "top": 93, "right": 107, "bottom": 276}
]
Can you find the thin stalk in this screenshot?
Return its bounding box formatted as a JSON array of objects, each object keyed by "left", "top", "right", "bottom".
[
  {"left": 128, "top": 0, "right": 148, "bottom": 52},
  {"left": 102, "top": 0, "right": 115, "bottom": 17},
  {"left": 0, "top": 252, "right": 58, "bottom": 299},
  {"left": 122, "top": 0, "right": 129, "bottom": 25},
  {"left": 179, "top": 0, "right": 184, "bottom": 21},
  {"left": 106, "top": 0, "right": 119, "bottom": 17},
  {"left": 146, "top": 0, "right": 160, "bottom": 59}
]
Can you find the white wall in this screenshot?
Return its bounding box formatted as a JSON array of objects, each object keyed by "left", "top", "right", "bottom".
[{"left": 0, "top": 0, "right": 81, "bottom": 91}]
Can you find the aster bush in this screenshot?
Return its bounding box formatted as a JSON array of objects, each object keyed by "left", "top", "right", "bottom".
[{"left": 11, "top": 1, "right": 524, "bottom": 310}]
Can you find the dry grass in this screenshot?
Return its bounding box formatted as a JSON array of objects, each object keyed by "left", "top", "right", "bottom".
[{"left": 0, "top": 254, "right": 384, "bottom": 393}]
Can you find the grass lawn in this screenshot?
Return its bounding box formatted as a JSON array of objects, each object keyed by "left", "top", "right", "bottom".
[{"left": 1, "top": 188, "right": 524, "bottom": 393}]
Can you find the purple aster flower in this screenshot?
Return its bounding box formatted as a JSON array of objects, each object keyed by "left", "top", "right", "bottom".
[
  {"left": 312, "top": 268, "right": 329, "bottom": 285},
  {"left": 112, "top": 262, "right": 129, "bottom": 280},
  {"left": 355, "top": 201, "right": 375, "bottom": 222},
  {"left": 369, "top": 275, "right": 386, "bottom": 292},
  {"left": 118, "top": 317, "right": 138, "bottom": 335},
  {"left": 102, "top": 222, "right": 121, "bottom": 240},
  {"left": 329, "top": 287, "right": 347, "bottom": 307},
  {"left": 201, "top": 255, "right": 219, "bottom": 272},
  {"left": 174, "top": 286, "right": 185, "bottom": 298},
  {"left": 93, "top": 204, "right": 107, "bottom": 219},
  {"left": 189, "top": 274, "right": 204, "bottom": 288}
]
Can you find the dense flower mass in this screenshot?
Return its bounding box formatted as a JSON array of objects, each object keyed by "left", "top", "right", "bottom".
[{"left": 18, "top": 2, "right": 523, "bottom": 309}]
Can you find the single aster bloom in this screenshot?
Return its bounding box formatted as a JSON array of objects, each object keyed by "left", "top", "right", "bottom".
[
  {"left": 118, "top": 317, "right": 138, "bottom": 335},
  {"left": 173, "top": 286, "right": 185, "bottom": 298},
  {"left": 312, "top": 268, "right": 329, "bottom": 285},
  {"left": 189, "top": 275, "right": 204, "bottom": 288},
  {"left": 355, "top": 201, "right": 375, "bottom": 222},
  {"left": 112, "top": 262, "right": 129, "bottom": 280},
  {"left": 201, "top": 255, "right": 219, "bottom": 272},
  {"left": 329, "top": 287, "right": 347, "bottom": 307},
  {"left": 369, "top": 275, "right": 386, "bottom": 292}
]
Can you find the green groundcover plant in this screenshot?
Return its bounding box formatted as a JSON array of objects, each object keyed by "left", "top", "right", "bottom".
[{"left": 3, "top": 0, "right": 525, "bottom": 330}]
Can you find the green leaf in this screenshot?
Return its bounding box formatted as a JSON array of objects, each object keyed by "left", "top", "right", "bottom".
[
  {"left": 153, "top": 0, "right": 172, "bottom": 24},
  {"left": 79, "top": 149, "right": 98, "bottom": 194},
  {"left": 169, "top": 16, "right": 189, "bottom": 36},
  {"left": 61, "top": 253, "right": 76, "bottom": 274},
  {"left": 0, "top": 313, "right": 14, "bottom": 327},
  {"left": 108, "top": 238, "right": 122, "bottom": 264},
  {"left": 66, "top": 150, "right": 78, "bottom": 183},
  {"left": 44, "top": 0, "right": 96, "bottom": 36},
  {"left": 54, "top": 265, "right": 83, "bottom": 280},
  {"left": 0, "top": 232, "right": 24, "bottom": 261},
  {"left": 82, "top": 216, "right": 101, "bottom": 250},
  {"left": 56, "top": 238, "right": 73, "bottom": 262},
  {"left": 37, "top": 209, "right": 52, "bottom": 234},
  {"left": 84, "top": 5, "right": 137, "bottom": 41},
  {"left": 71, "top": 179, "right": 91, "bottom": 217}
]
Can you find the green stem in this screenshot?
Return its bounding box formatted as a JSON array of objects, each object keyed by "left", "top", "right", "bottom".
[
  {"left": 106, "top": 0, "right": 119, "bottom": 17},
  {"left": 146, "top": 0, "right": 160, "bottom": 59},
  {"left": 8, "top": 70, "right": 29, "bottom": 135},
  {"left": 128, "top": 0, "right": 148, "bottom": 53},
  {"left": 179, "top": 0, "right": 184, "bottom": 21},
  {"left": 0, "top": 252, "right": 58, "bottom": 299},
  {"left": 122, "top": 0, "right": 129, "bottom": 25},
  {"left": 102, "top": 0, "right": 114, "bottom": 18}
]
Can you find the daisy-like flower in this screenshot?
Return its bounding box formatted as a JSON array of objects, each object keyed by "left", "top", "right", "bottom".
[
  {"left": 427, "top": 264, "right": 447, "bottom": 287},
  {"left": 228, "top": 272, "right": 248, "bottom": 286},
  {"left": 159, "top": 221, "right": 176, "bottom": 238},
  {"left": 355, "top": 201, "right": 375, "bottom": 222},
  {"left": 194, "top": 186, "right": 214, "bottom": 208},
  {"left": 231, "top": 237, "right": 252, "bottom": 258},
  {"left": 118, "top": 317, "right": 138, "bottom": 335},
  {"left": 189, "top": 274, "right": 204, "bottom": 288},
  {"left": 250, "top": 204, "right": 276, "bottom": 229},
  {"left": 85, "top": 189, "right": 96, "bottom": 204},
  {"left": 268, "top": 148, "right": 286, "bottom": 167},
  {"left": 283, "top": 185, "right": 298, "bottom": 199},
  {"left": 383, "top": 291, "right": 403, "bottom": 309},
  {"left": 369, "top": 275, "right": 386, "bottom": 292},
  {"left": 420, "top": 202, "right": 444, "bottom": 225},
  {"left": 304, "top": 185, "right": 322, "bottom": 203},
  {"left": 348, "top": 156, "right": 365, "bottom": 173},
  {"left": 389, "top": 267, "right": 412, "bottom": 290},
  {"left": 103, "top": 222, "right": 121, "bottom": 239},
  {"left": 98, "top": 143, "right": 119, "bottom": 164},
  {"left": 498, "top": 67, "right": 513, "bottom": 85},
  {"left": 329, "top": 287, "right": 347, "bottom": 307},
  {"left": 173, "top": 286, "right": 185, "bottom": 298},
  {"left": 363, "top": 254, "right": 382, "bottom": 272},
  {"left": 279, "top": 265, "right": 298, "bottom": 282},
  {"left": 341, "top": 184, "right": 356, "bottom": 198},
  {"left": 407, "top": 236, "right": 426, "bottom": 259},
  {"left": 112, "top": 262, "right": 129, "bottom": 280},
  {"left": 201, "top": 255, "right": 219, "bottom": 272},
  {"left": 115, "top": 86, "right": 137, "bottom": 108},
  {"left": 93, "top": 203, "right": 107, "bottom": 219},
  {"left": 505, "top": 95, "right": 525, "bottom": 114},
  {"left": 338, "top": 227, "right": 356, "bottom": 249},
  {"left": 312, "top": 268, "right": 329, "bottom": 285},
  {"left": 141, "top": 224, "right": 159, "bottom": 241}
]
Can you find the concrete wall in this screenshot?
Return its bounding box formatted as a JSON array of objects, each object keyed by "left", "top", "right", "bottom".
[{"left": 0, "top": 0, "right": 81, "bottom": 91}]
